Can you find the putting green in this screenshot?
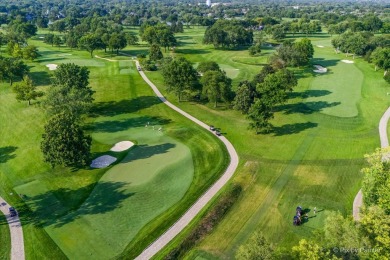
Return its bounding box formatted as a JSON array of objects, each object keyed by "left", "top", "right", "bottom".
[
  {"left": 15, "top": 116, "right": 194, "bottom": 259},
  {"left": 307, "top": 53, "right": 363, "bottom": 117}
]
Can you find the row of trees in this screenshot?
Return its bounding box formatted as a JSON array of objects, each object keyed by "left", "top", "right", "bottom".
[
  {"left": 331, "top": 32, "right": 388, "bottom": 59},
  {"left": 41, "top": 64, "right": 93, "bottom": 167},
  {"left": 233, "top": 65, "right": 297, "bottom": 133},
  {"left": 268, "top": 20, "right": 322, "bottom": 41},
  {"left": 274, "top": 38, "right": 315, "bottom": 68},
  {"left": 140, "top": 23, "right": 177, "bottom": 52},
  {"left": 0, "top": 56, "right": 29, "bottom": 85},
  {"left": 160, "top": 54, "right": 299, "bottom": 134},
  {"left": 161, "top": 58, "right": 234, "bottom": 107},
  {"left": 203, "top": 20, "right": 253, "bottom": 49},
  {"left": 331, "top": 32, "right": 389, "bottom": 83}
]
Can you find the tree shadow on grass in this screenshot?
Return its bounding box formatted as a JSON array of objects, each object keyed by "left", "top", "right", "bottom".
[
  {"left": 90, "top": 96, "right": 161, "bottom": 117},
  {"left": 269, "top": 122, "right": 318, "bottom": 136},
  {"left": 29, "top": 70, "right": 52, "bottom": 86},
  {"left": 119, "top": 49, "right": 148, "bottom": 57},
  {"left": 175, "top": 48, "right": 211, "bottom": 55},
  {"left": 0, "top": 146, "right": 17, "bottom": 163},
  {"left": 18, "top": 181, "right": 134, "bottom": 228},
  {"left": 275, "top": 101, "right": 340, "bottom": 115},
  {"left": 86, "top": 116, "right": 171, "bottom": 133},
  {"left": 121, "top": 143, "right": 176, "bottom": 163},
  {"left": 37, "top": 57, "right": 66, "bottom": 63},
  {"left": 311, "top": 58, "right": 339, "bottom": 67},
  {"left": 289, "top": 90, "right": 332, "bottom": 99}
]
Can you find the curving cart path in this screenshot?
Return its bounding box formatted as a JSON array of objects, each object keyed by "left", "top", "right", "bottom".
[
  {"left": 353, "top": 106, "right": 390, "bottom": 221},
  {"left": 0, "top": 196, "right": 25, "bottom": 260},
  {"left": 134, "top": 61, "right": 239, "bottom": 259}
]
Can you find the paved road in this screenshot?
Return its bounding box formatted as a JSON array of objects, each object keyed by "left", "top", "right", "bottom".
[
  {"left": 0, "top": 196, "right": 25, "bottom": 260},
  {"left": 353, "top": 106, "right": 390, "bottom": 221},
  {"left": 134, "top": 61, "right": 239, "bottom": 259}
]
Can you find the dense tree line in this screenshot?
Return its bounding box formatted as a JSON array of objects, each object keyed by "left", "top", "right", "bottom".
[
  {"left": 203, "top": 20, "right": 253, "bottom": 48},
  {"left": 273, "top": 38, "right": 315, "bottom": 67},
  {"left": 41, "top": 63, "right": 93, "bottom": 167},
  {"left": 331, "top": 32, "right": 390, "bottom": 83}
]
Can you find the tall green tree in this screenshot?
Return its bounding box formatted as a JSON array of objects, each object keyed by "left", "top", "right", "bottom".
[
  {"left": 360, "top": 206, "right": 390, "bottom": 258},
  {"left": 45, "top": 63, "right": 93, "bottom": 116},
  {"left": 41, "top": 112, "right": 91, "bottom": 168},
  {"left": 161, "top": 57, "right": 199, "bottom": 101},
  {"left": 197, "top": 61, "right": 220, "bottom": 73},
  {"left": 294, "top": 38, "right": 314, "bottom": 66},
  {"left": 53, "top": 35, "right": 62, "bottom": 48},
  {"left": 108, "top": 32, "right": 127, "bottom": 55},
  {"left": 126, "top": 34, "right": 139, "bottom": 45},
  {"left": 148, "top": 44, "right": 163, "bottom": 61},
  {"left": 291, "top": 239, "right": 328, "bottom": 260},
  {"left": 233, "top": 81, "right": 257, "bottom": 114},
  {"left": 44, "top": 33, "right": 54, "bottom": 46},
  {"left": 201, "top": 70, "right": 233, "bottom": 108},
  {"left": 362, "top": 148, "right": 390, "bottom": 212},
  {"left": 22, "top": 45, "right": 39, "bottom": 60},
  {"left": 13, "top": 75, "right": 44, "bottom": 105},
  {"left": 371, "top": 47, "right": 390, "bottom": 75},
  {"left": 247, "top": 98, "right": 274, "bottom": 133},
  {"left": 236, "top": 231, "right": 274, "bottom": 260},
  {"left": 0, "top": 57, "right": 29, "bottom": 85},
  {"left": 256, "top": 69, "right": 297, "bottom": 106},
  {"left": 78, "top": 34, "right": 104, "bottom": 57},
  {"left": 0, "top": 32, "right": 6, "bottom": 53}
]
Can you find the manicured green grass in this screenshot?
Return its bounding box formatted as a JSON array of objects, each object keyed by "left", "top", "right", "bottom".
[
  {"left": 134, "top": 27, "right": 390, "bottom": 258},
  {"left": 0, "top": 214, "right": 10, "bottom": 260},
  {"left": 0, "top": 31, "right": 229, "bottom": 259},
  {"left": 308, "top": 50, "right": 363, "bottom": 117},
  {"left": 42, "top": 126, "right": 194, "bottom": 259}
]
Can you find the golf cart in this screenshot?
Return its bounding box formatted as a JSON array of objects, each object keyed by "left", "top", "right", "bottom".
[{"left": 9, "top": 207, "right": 17, "bottom": 217}]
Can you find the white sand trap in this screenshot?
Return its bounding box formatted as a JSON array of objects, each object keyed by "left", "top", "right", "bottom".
[
  {"left": 341, "top": 60, "right": 354, "bottom": 64},
  {"left": 90, "top": 155, "right": 117, "bottom": 168},
  {"left": 110, "top": 141, "right": 134, "bottom": 152},
  {"left": 317, "top": 45, "right": 324, "bottom": 48},
  {"left": 313, "top": 65, "right": 327, "bottom": 73},
  {"left": 46, "top": 64, "right": 58, "bottom": 70},
  {"left": 58, "top": 54, "right": 72, "bottom": 57},
  {"left": 39, "top": 36, "right": 44, "bottom": 39}
]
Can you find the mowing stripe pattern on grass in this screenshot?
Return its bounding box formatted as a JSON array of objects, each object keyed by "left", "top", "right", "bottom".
[
  {"left": 353, "top": 106, "right": 390, "bottom": 221},
  {"left": 135, "top": 60, "right": 239, "bottom": 259},
  {"left": 0, "top": 196, "right": 25, "bottom": 260}
]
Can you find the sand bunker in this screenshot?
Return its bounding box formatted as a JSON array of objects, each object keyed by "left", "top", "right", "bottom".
[
  {"left": 110, "top": 141, "right": 134, "bottom": 152},
  {"left": 341, "top": 60, "right": 354, "bottom": 64},
  {"left": 313, "top": 65, "right": 327, "bottom": 73},
  {"left": 46, "top": 64, "right": 58, "bottom": 70},
  {"left": 317, "top": 45, "right": 324, "bottom": 48},
  {"left": 90, "top": 155, "right": 117, "bottom": 168},
  {"left": 58, "top": 54, "right": 72, "bottom": 57}
]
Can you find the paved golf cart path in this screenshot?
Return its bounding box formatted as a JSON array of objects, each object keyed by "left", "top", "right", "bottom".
[
  {"left": 0, "top": 196, "right": 25, "bottom": 260},
  {"left": 353, "top": 106, "right": 390, "bottom": 221},
  {"left": 134, "top": 60, "right": 239, "bottom": 259}
]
